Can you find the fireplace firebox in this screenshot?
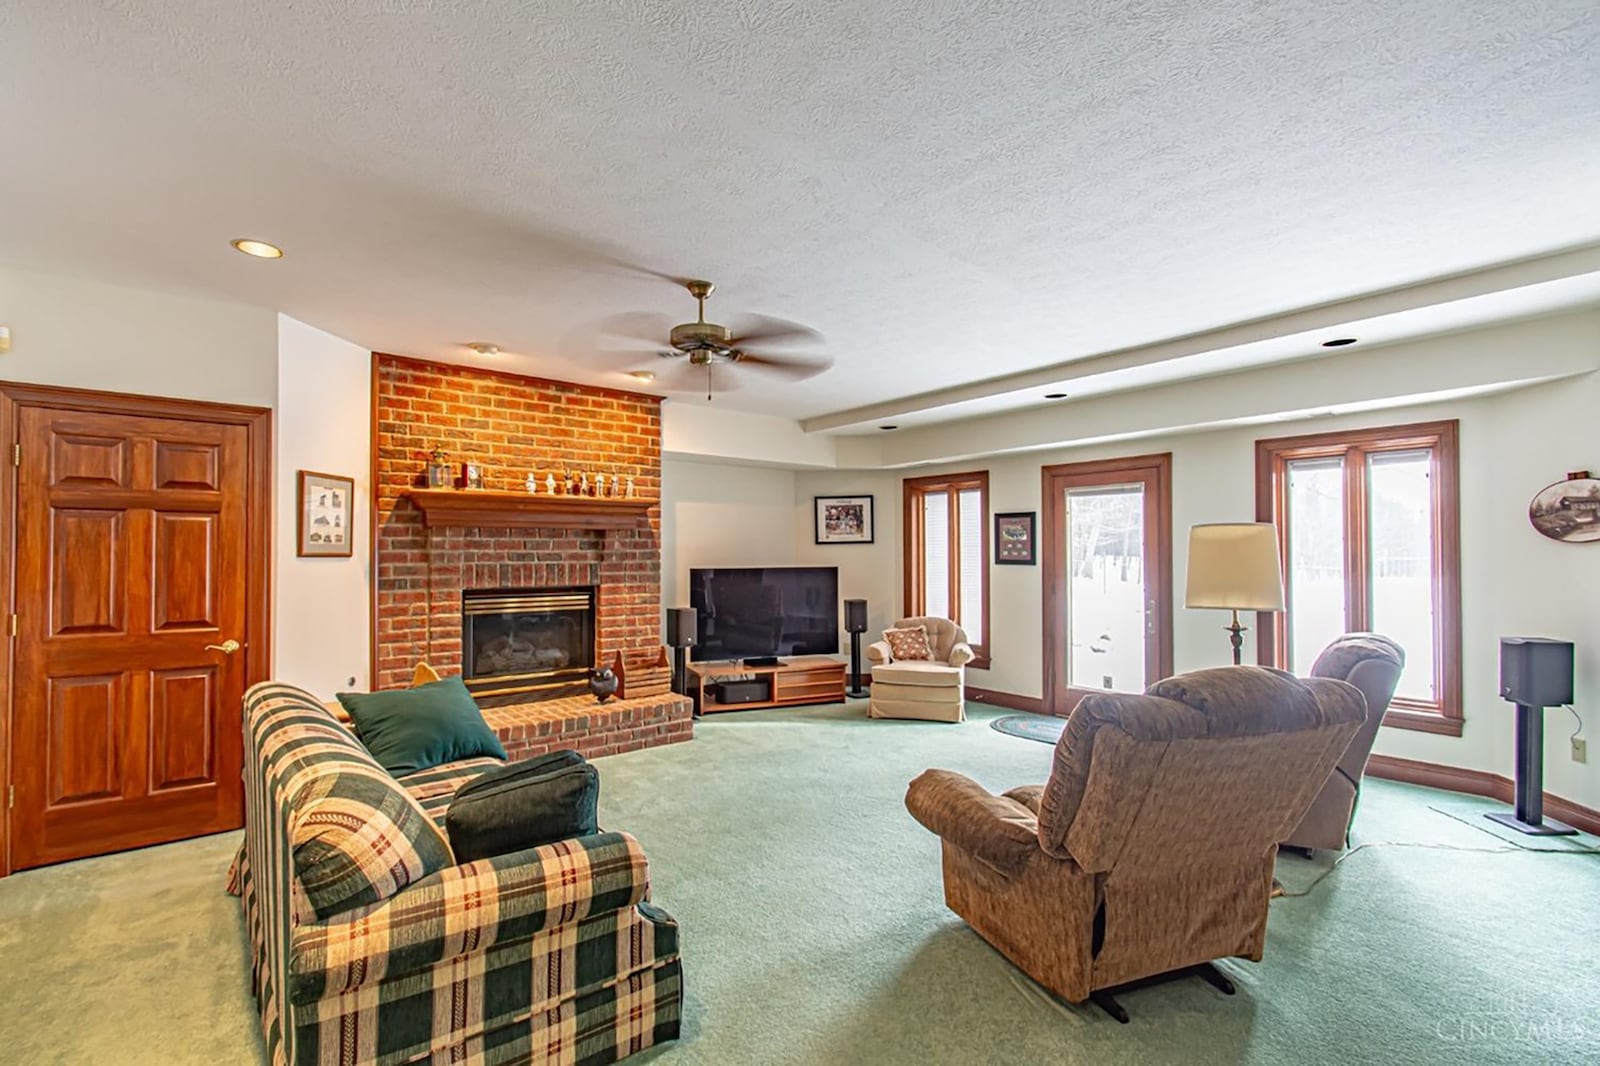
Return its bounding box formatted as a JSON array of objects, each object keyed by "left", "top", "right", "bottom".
[{"left": 462, "top": 586, "right": 597, "bottom": 700}]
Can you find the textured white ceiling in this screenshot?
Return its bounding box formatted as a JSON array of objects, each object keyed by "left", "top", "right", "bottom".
[{"left": 2, "top": 1, "right": 1597, "bottom": 420}]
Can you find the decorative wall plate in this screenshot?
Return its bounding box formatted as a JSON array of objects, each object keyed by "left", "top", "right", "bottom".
[{"left": 1529, "top": 471, "right": 1600, "bottom": 543}]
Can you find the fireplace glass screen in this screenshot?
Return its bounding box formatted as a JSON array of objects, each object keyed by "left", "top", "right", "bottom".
[{"left": 462, "top": 586, "right": 596, "bottom": 699}]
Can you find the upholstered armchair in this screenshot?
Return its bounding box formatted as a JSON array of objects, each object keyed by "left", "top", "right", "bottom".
[
  {"left": 867, "top": 616, "right": 974, "bottom": 723},
  {"left": 1285, "top": 633, "right": 1405, "bottom": 852},
  {"left": 905, "top": 666, "right": 1365, "bottom": 1020}
]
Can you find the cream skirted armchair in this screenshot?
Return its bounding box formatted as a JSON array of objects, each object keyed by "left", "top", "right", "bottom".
[
  {"left": 905, "top": 665, "right": 1365, "bottom": 1020},
  {"left": 867, "top": 616, "right": 973, "bottom": 723}
]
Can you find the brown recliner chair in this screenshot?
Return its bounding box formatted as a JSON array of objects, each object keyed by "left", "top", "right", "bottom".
[
  {"left": 1284, "top": 633, "right": 1405, "bottom": 852},
  {"left": 905, "top": 665, "right": 1364, "bottom": 1021}
]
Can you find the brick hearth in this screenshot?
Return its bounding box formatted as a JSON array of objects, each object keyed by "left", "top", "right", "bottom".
[{"left": 372, "top": 352, "right": 693, "bottom": 746}]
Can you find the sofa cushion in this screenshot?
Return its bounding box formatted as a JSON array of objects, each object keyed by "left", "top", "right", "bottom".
[
  {"left": 239, "top": 684, "right": 458, "bottom": 920},
  {"left": 445, "top": 751, "right": 599, "bottom": 862},
  {"left": 883, "top": 625, "right": 934, "bottom": 661},
  {"left": 337, "top": 675, "right": 508, "bottom": 776},
  {"left": 874, "top": 660, "right": 964, "bottom": 687}
]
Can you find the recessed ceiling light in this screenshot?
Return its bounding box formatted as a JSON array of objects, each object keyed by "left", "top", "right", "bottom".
[
  {"left": 466, "top": 342, "right": 501, "bottom": 356},
  {"left": 879, "top": 424, "right": 898, "bottom": 431},
  {"left": 1321, "top": 337, "right": 1358, "bottom": 348},
  {"left": 627, "top": 370, "right": 656, "bottom": 383},
  {"left": 230, "top": 238, "right": 283, "bottom": 259},
  {"left": 1044, "top": 392, "right": 1068, "bottom": 399}
]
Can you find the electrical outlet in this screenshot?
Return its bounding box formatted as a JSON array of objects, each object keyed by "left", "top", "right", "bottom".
[{"left": 1573, "top": 737, "right": 1588, "bottom": 764}]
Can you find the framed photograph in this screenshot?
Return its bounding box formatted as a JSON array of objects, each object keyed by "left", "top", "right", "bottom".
[
  {"left": 297, "top": 470, "right": 354, "bottom": 557},
  {"left": 814, "top": 494, "right": 875, "bottom": 545},
  {"left": 994, "top": 511, "right": 1036, "bottom": 565}
]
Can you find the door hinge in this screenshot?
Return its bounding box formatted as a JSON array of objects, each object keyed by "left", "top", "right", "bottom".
[
  {"left": 6, "top": 785, "right": 12, "bottom": 810},
  {"left": 10, "top": 443, "right": 17, "bottom": 467},
  {"left": 6, "top": 613, "right": 15, "bottom": 638}
]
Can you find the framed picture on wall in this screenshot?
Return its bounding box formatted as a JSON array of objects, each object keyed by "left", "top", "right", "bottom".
[
  {"left": 297, "top": 470, "right": 355, "bottom": 557},
  {"left": 815, "top": 494, "right": 875, "bottom": 545},
  {"left": 994, "top": 511, "right": 1036, "bottom": 565}
]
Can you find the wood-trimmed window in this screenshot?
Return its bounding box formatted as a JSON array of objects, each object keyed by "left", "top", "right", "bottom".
[
  {"left": 903, "top": 471, "right": 990, "bottom": 668},
  {"left": 1255, "top": 420, "right": 1462, "bottom": 735}
]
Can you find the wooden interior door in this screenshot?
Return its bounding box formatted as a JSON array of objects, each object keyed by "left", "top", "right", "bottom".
[
  {"left": 1042, "top": 454, "right": 1173, "bottom": 716},
  {"left": 8, "top": 403, "right": 255, "bottom": 870}
]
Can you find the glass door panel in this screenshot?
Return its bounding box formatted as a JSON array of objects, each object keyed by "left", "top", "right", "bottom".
[
  {"left": 1043, "top": 455, "right": 1172, "bottom": 716},
  {"left": 1284, "top": 456, "right": 1346, "bottom": 673},
  {"left": 1368, "top": 449, "right": 1437, "bottom": 702},
  {"left": 1065, "top": 486, "right": 1146, "bottom": 693}
]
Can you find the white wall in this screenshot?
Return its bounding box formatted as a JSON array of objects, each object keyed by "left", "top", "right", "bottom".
[
  {"left": 660, "top": 458, "right": 800, "bottom": 611},
  {"left": 274, "top": 315, "right": 373, "bottom": 694},
  {"left": 793, "top": 469, "right": 903, "bottom": 641},
  {"left": 0, "top": 264, "right": 278, "bottom": 405},
  {"left": 790, "top": 371, "right": 1600, "bottom": 810}
]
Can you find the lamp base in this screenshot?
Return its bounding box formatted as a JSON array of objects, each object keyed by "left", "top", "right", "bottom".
[{"left": 1225, "top": 610, "right": 1247, "bottom": 666}]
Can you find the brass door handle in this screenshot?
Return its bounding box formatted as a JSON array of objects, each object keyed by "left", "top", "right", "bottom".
[{"left": 205, "top": 639, "right": 242, "bottom": 655}]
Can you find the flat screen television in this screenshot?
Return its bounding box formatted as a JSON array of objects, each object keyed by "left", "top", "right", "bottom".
[{"left": 688, "top": 566, "right": 839, "bottom": 661}]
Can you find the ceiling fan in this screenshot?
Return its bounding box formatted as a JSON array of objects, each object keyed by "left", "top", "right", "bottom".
[{"left": 604, "top": 279, "right": 830, "bottom": 399}]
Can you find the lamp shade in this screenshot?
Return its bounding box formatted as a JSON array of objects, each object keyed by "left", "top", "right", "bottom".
[{"left": 1185, "top": 523, "right": 1285, "bottom": 612}]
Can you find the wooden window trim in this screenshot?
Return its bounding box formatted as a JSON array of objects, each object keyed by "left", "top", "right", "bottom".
[
  {"left": 903, "top": 471, "right": 990, "bottom": 669},
  {"left": 1254, "top": 419, "right": 1462, "bottom": 736}
]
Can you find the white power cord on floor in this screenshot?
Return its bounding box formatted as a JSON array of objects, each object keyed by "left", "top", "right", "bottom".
[{"left": 1275, "top": 837, "right": 1598, "bottom": 899}]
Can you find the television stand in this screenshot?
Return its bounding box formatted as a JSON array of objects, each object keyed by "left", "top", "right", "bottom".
[
  {"left": 687, "top": 656, "right": 847, "bottom": 715},
  {"left": 742, "top": 655, "right": 782, "bottom": 667}
]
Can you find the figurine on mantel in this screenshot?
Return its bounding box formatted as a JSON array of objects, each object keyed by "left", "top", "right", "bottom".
[
  {"left": 626, "top": 475, "right": 635, "bottom": 498},
  {"left": 526, "top": 472, "right": 538, "bottom": 494},
  {"left": 545, "top": 472, "right": 556, "bottom": 495},
  {"left": 595, "top": 472, "right": 608, "bottom": 497},
  {"left": 579, "top": 472, "right": 590, "bottom": 497}
]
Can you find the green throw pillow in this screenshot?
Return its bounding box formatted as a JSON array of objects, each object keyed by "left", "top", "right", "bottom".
[{"left": 337, "top": 676, "right": 507, "bottom": 776}]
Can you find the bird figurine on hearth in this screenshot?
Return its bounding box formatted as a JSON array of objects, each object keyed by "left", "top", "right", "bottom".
[{"left": 588, "top": 666, "right": 619, "bottom": 704}]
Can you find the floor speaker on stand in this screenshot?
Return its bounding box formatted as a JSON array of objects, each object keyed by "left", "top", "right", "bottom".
[
  {"left": 666, "top": 607, "right": 697, "bottom": 707},
  {"left": 844, "top": 599, "right": 869, "bottom": 698},
  {"left": 1487, "top": 637, "right": 1577, "bottom": 836}
]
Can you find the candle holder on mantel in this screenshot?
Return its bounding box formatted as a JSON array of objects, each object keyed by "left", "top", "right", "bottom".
[{"left": 425, "top": 449, "right": 453, "bottom": 488}]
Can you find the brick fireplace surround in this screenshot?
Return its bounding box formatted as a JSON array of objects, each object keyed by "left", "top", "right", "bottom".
[{"left": 371, "top": 353, "right": 693, "bottom": 758}]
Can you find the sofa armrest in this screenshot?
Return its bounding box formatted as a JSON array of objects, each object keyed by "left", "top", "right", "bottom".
[
  {"left": 1002, "top": 784, "right": 1043, "bottom": 815},
  {"left": 948, "top": 642, "right": 975, "bottom": 668},
  {"left": 288, "top": 831, "right": 648, "bottom": 1003},
  {"left": 905, "top": 769, "right": 1040, "bottom": 876},
  {"left": 867, "top": 640, "right": 892, "bottom": 665}
]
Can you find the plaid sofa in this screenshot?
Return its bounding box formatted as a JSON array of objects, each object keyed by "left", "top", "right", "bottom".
[{"left": 228, "top": 682, "right": 682, "bottom": 1066}]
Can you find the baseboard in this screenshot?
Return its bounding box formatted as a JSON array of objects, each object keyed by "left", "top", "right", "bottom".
[
  {"left": 1366, "top": 754, "right": 1600, "bottom": 836},
  {"left": 967, "top": 687, "right": 1046, "bottom": 715}
]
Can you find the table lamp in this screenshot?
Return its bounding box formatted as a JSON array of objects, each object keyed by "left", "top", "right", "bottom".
[{"left": 1186, "top": 523, "right": 1285, "bottom": 665}]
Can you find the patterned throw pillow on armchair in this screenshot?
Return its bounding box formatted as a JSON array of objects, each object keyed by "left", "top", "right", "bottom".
[{"left": 883, "top": 625, "right": 934, "bottom": 661}]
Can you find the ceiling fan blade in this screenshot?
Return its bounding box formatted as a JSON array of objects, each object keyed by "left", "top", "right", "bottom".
[
  {"left": 725, "top": 314, "right": 824, "bottom": 348},
  {"left": 597, "top": 311, "right": 675, "bottom": 345},
  {"left": 732, "top": 350, "right": 833, "bottom": 381}
]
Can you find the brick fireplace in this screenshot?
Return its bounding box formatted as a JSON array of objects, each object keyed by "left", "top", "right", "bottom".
[{"left": 371, "top": 353, "right": 692, "bottom": 756}]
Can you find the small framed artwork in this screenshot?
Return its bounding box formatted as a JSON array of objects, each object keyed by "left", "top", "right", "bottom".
[
  {"left": 994, "top": 511, "right": 1036, "bottom": 565},
  {"left": 297, "top": 470, "right": 354, "bottom": 558},
  {"left": 815, "top": 494, "right": 875, "bottom": 545}
]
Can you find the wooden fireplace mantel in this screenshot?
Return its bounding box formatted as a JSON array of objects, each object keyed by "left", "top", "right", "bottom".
[{"left": 402, "top": 489, "right": 657, "bottom": 531}]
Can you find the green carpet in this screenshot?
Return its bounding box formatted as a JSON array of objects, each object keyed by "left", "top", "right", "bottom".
[{"left": 1, "top": 702, "right": 1595, "bottom": 1064}]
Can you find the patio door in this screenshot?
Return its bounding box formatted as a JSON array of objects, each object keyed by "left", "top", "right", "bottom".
[{"left": 1042, "top": 454, "right": 1172, "bottom": 716}]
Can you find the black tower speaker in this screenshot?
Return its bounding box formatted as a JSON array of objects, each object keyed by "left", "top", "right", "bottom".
[
  {"left": 844, "top": 599, "right": 869, "bottom": 698},
  {"left": 1500, "top": 637, "right": 1574, "bottom": 707},
  {"left": 665, "top": 608, "right": 697, "bottom": 703},
  {"left": 1488, "top": 636, "right": 1577, "bottom": 837}
]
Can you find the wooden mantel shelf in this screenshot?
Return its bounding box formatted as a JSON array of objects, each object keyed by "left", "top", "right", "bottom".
[{"left": 403, "top": 489, "right": 657, "bottom": 531}]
